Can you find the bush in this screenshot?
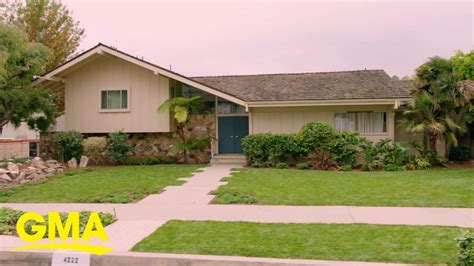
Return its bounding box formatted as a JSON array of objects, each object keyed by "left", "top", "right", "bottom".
[
  {"left": 52, "top": 131, "right": 84, "bottom": 162},
  {"left": 298, "top": 122, "right": 336, "bottom": 152},
  {"left": 275, "top": 162, "right": 288, "bottom": 169},
  {"left": 306, "top": 150, "right": 338, "bottom": 170},
  {"left": 329, "top": 131, "right": 366, "bottom": 168},
  {"left": 105, "top": 131, "right": 132, "bottom": 164},
  {"left": 296, "top": 162, "right": 310, "bottom": 170},
  {"left": 450, "top": 145, "right": 471, "bottom": 162},
  {"left": 82, "top": 137, "right": 107, "bottom": 165},
  {"left": 406, "top": 155, "right": 431, "bottom": 170},
  {"left": 242, "top": 133, "right": 304, "bottom": 166},
  {"left": 361, "top": 139, "right": 409, "bottom": 171},
  {"left": 456, "top": 231, "right": 473, "bottom": 266},
  {"left": 125, "top": 155, "right": 177, "bottom": 165}
]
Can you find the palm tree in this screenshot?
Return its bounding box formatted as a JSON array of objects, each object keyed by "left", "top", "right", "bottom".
[
  {"left": 400, "top": 56, "right": 470, "bottom": 156},
  {"left": 157, "top": 96, "right": 204, "bottom": 163}
]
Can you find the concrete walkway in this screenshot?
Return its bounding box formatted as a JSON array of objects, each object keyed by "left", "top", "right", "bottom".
[{"left": 1, "top": 164, "right": 473, "bottom": 265}]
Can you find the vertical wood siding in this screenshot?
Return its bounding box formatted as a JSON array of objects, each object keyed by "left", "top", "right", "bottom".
[
  {"left": 64, "top": 56, "right": 170, "bottom": 133},
  {"left": 249, "top": 106, "right": 395, "bottom": 143}
]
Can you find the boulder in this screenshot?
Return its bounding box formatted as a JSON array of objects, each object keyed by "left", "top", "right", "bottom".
[
  {"left": 32, "top": 157, "right": 44, "bottom": 167},
  {"left": 0, "top": 168, "right": 9, "bottom": 174},
  {"left": 7, "top": 162, "right": 20, "bottom": 175},
  {"left": 68, "top": 158, "right": 78, "bottom": 168},
  {"left": 79, "top": 156, "right": 89, "bottom": 168},
  {"left": 0, "top": 173, "right": 12, "bottom": 182}
]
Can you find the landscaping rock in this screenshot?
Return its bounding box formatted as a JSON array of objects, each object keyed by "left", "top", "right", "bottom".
[
  {"left": 0, "top": 173, "right": 12, "bottom": 182},
  {"left": 68, "top": 158, "right": 78, "bottom": 168},
  {"left": 79, "top": 156, "right": 89, "bottom": 168},
  {"left": 0, "top": 168, "right": 9, "bottom": 174},
  {"left": 32, "top": 157, "right": 44, "bottom": 167}
]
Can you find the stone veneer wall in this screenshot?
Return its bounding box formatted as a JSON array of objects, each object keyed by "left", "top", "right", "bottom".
[{"left": 40, "top": 114, "right": 216, "bottom": 163}]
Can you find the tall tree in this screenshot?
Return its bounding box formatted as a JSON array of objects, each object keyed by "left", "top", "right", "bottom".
[
  {"left": 2, "top": 0, "right": 85, "bottom": 70},
  {"left": 0, "top": 22, "right": 55, "bottom": 133},
  {"left": 401, "top": 55, "right": 472, "bottom": 155}
]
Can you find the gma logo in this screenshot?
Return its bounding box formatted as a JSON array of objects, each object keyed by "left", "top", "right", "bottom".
[{"left": 13, "top": 212, "right": 112, "bottom": 255}]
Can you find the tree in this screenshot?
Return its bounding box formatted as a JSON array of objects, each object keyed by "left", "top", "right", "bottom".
[
  {"left": 401, "top": 55, "right": 472, "bottom": 156},
  {"left": 450, "top": 50, "right": 474, "bottom": 80},
  {"left": 0, "top": 22, "right": 55, "bottom": 133},
  {"left": 158, "top": 96, "right": 209, "bottom": 163},
  {"left": 1, "top": 0, "right": 85, "bottom": 70}
]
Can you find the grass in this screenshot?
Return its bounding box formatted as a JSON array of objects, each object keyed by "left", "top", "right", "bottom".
[
  {"left": 212, "top": 168, "right": 474, "bottom": 207},
  {"left": 0, "top": 165, "right": 202, "bottom": 203},
  {"left": 0, "top": 207, "right": 116, "bottom": 236},
  {"left": 132, "top": 220, "right": 470, "bottom": 264}
]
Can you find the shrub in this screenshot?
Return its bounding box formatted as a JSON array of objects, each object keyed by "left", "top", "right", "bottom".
[
  {"left": 306, "top": 150, "right": 338, "bottom": 170},
  {"left": 450, "top": 145, "right": 471, "bottom": 162},
  {"left": 340, "top": 165, "right": 352, "bottom": 171},
  {"left": 298, "top": 122, "right": 336, "bottom": 152},
  {"left": 52, "top": 131, "right": 84, "bottom": 162},
  {"left": 105, "top": 131, "right": 132, "bottom": 164},
  {"left": 125, "top": 155, "right": 177, "bottom": 165},
  {"left": 361, "top": 139, "right": 408, "bottom": 171},
  {"left": 296, "top": 162, "right": 310, "bottom": 170},
  {"left": 329, "top": 131, "right": 366, "bottom": 168},
  {"left": 455, "top": 231, "right": 473, "bottom": 266},
  {"left": 406, "top": 155, "right": 431, "bottom": 170},
  {"left": 275, "top": 162, "right": 288, "bottom": 169},
  {"left": 0, "top": 207, "right": 24, "bottom": 235},
  {"left": 82, "top": 137, "right": 107, "bottom": 165},
  {"left": 242, "top": 133, "right": 304, "bottom": 165}
]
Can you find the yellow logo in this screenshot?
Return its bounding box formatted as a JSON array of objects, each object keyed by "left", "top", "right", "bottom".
[{"left": 12, "top": 212, "right": 112, "bottom": 255}]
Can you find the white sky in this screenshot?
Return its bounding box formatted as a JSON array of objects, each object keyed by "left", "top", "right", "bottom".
[{"left": 62, "top": 0, "right": 473, "bottom": 77}]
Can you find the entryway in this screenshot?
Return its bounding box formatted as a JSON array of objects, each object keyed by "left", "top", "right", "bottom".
[{"left": 217, "top": 116, "right": 249, "bottom": 154}]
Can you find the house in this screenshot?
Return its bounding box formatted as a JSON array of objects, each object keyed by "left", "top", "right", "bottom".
[{"left": 37, "top": 43, "right": 428, "bottom": 162}]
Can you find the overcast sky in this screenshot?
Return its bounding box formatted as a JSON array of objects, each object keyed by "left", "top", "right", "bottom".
[{"left": 62, "top": 0, "right": 473, "bottom": 78}]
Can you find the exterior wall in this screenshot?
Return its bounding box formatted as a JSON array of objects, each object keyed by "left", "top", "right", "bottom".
[
  {"left": 0, "top": 122, "right": 38, "bottom": 140},
  {"left": 64, "top": 56, "right": 170, "bottom": 133},
  {"left": 249, "top": 105, "right": 395, "bottom": 143},
  {"left": 0, "top": 140, "right": 37, "bottom": 160}
]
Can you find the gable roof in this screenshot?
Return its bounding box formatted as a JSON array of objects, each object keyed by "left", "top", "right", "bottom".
[
  {"left": 38, "top": 43, "right": 247, "bottom": 106},
  {"left": 192, "top": 70, "right": 412, "bottom": 102},
  {"left": 40, "top": 43, "right": 412, "bottom": 107}
]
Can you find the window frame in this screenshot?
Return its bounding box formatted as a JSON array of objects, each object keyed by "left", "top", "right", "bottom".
[
  {"left": 99, "top": 88, "right": 130, "bottom": 113},
  {"left": 333, "top": 111, "right": 387, "bottom": 134}
]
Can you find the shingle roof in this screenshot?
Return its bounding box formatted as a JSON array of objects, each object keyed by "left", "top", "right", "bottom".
[{"left": 192, "top": 70, "right": 412, "bottom": 102}]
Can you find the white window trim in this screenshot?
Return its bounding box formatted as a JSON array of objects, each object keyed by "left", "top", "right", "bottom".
[{"left": 99, "top": 88, "right": 131, "bottom": 113}]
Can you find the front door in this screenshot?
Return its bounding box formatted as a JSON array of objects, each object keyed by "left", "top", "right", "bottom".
[{"left": 218, "top": 116, "right": 249, "bottom": 154}]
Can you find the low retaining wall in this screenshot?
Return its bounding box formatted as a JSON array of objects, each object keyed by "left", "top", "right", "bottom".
[
  {"left": 40, "top": 114, "right": 216, "bottom": 163},
  {"left": 0, "top": 139, "right": 38, "bottom": 160}
]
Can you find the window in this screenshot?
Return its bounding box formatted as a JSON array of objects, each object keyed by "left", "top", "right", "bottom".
[
  {"left": 101, "top": 90, "right": 128, "bottom": 110},
  {"left": 334, "top": 112, "right": 386, "bottom": 133},
  {"left": 217, "top": 102, "right": 246, "bottom": 114}
]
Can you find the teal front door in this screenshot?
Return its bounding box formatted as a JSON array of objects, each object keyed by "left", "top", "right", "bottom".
[{"left": 218, "top": 116, "right": 249, "bottom": 154}]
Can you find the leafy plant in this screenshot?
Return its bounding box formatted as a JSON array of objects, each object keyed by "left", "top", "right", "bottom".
[
  {"left": 449, "top": 145, "right": 471, "bottom": 162},
  {"left": 298, "top": 122, "right": 336, "bottom": 152},
  {"left": 361, "top": 139, "right": 408, "bottom": 171},
  {"left": 296, "top": 162, "right": 310, "bottom": 170},
  {"left": 105, "top": 131, "right": 132, "bottom": 164},
  {"left": 306, "top": 150, "right": 338, "bottom": 170},
  {"left": 329, "top": 131, "right": 366, "bottom": 168},
  {"left": 125, "top": 155, "right": 177, "bottom": 165},
  {"left": 52, "top": 131, "right": 84, "bottom": 162},
  {"left": 455, "top": 231, "right": 474, "bottom": 266},
  {"left": 406, "top": 155, "right": 431, "bottom": 170},
  {"left": 275, "top": 162, "right": 288, "bottom": 169},
  {"left": 82, "top": 137, "right": 107, "bottom": 165},
  {"left": 157, "top": 96, "right": 203, "bottom": 163}
]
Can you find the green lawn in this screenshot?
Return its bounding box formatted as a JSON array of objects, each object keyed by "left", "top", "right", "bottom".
[
  {"left": 212, "top": 168, "right": 474, "bottom": 207},
  {"left": 0, "top": 165, "right": 202, "bottom": 203},
  {"left": 132, "top": 220, "right": 469, "bottom": 264}
]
